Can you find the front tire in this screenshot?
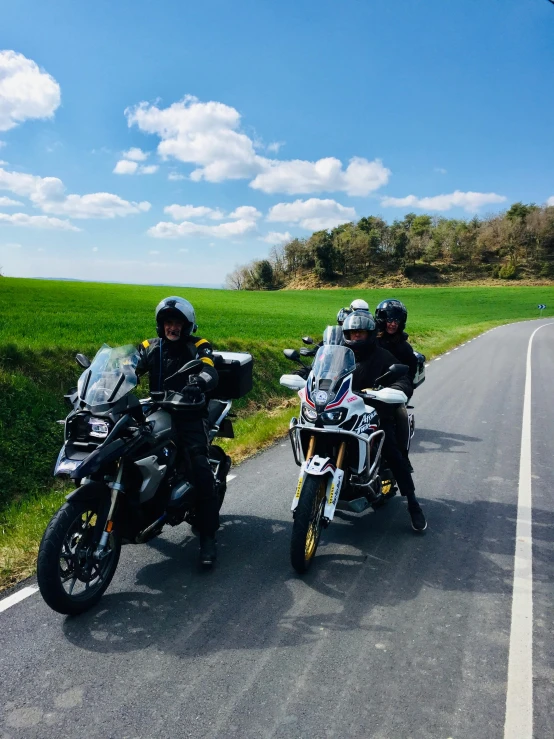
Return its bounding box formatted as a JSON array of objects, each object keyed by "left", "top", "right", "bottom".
[
  {"left": 37, "top": 497, "right": 121, "bottom": 615},
  {"left": 290, "top": 475, "right": 327, "bottom": 574}
]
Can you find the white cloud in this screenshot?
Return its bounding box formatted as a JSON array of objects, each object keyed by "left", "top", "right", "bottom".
[
  {"left": 126, "top": 95, "right": 260, "bottom": 183},
  {"left": 0, "top": 196, "right": 22, "bottom": 207},
  {"left": 250, "top": 157, "right": 390, "bottom": 196},
  {"left": 113, "top": 159, "right": 158, "bottom": 175},
  {"left": 267, "top": 141, "right": 284, "bottom": 154},
  {"left": 0, "top": 166, "right": 151, "bottom": 218},
  {"left": 0, "top": 140, "right": 5, "bottom": 148},
  {"left": 228, "top": 205, "right": 261, "bottom": 221},
  {"left": 149, "top": 250, "right": 160, "bottom": 255},
  {"left": 92, "top": 247, "right": 98, "bottom": 252},
  {"left": 164, "top": 204, "right": 225, "bottom": 221},
  {"left": 123, "top": 147, "right": 148, "bottom": 162},
  {"left": 168, "top": 172, "right": 186, "bottom": 181},
  {"left": 381, "top": 191, "right": 507, "bottom": 212},
  {"left": 262, "top": 231, "right": 292, "bottom": 245},
  {"left": 267, "top": 198, "right": 357, "bottom": 231},
  {"left": 0, "top": 241, "right": 22, "bottom": 248},
  {"left": 148, "top": 218, "right": 257, "bottom": 240},
  {"left": 178, "top": 248, "right": 189, "bottom": 252},
  {"left": 126, "top": 95, "right": 390, "bottom": 196},
  {"left": 0, "top": 50, "right": 61, "bottom": 131},
  {"left": 114, "top": 159, "right": 138, "bottom": 175},
  {"left": 0, "top": 212, "right": 80, "bottom": 230},
  {"left": 547, "top": 196, "right": 554, "bottom": 207},
  {"left": 434, "top": 167, "right": 447, "bottom": 174}
]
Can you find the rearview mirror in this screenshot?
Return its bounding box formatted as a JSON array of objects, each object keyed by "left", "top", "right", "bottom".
[
  {"left": 75, "top": 353, "right": 91, "bottom": 369},
  {"left": 375, "top": 363, "right": 409, "bottom": 387},
  {"left": 302, "top": 336, "right": 314, "bottom": 345},
  {"left": 283, "top": 349, "right": 301, "bottom": 362}
]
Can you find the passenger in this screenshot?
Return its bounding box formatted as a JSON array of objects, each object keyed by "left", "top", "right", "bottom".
[{"left": 342, "top": 311, "right": 427, "bottom": 531}]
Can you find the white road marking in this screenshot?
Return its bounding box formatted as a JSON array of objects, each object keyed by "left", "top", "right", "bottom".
[
  {"left": 434, "top": 357, "right": 441, "bottom": 361},
  {"left": 0, "top": 586, "right": 38, "bottom": 613},
  {"left": 504, "top": 322, "right": 553, "bottom": 739},
  {"left": 226, "top": 474, "right": 237, "bottom": 482},
  {"left": 445, "top": 351, "right": 451, "bottom": 355}
]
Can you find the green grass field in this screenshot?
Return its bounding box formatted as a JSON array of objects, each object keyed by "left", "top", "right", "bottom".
[{"left": 1, "top": 277, "right": 553, "bottom": 588}]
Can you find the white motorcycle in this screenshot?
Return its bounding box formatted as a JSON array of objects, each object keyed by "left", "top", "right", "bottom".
[{"left": 280, "top": 343, "right": 411, "bottom": 573}]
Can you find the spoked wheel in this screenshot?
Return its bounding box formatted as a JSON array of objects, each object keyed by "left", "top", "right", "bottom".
[
  {"left": 37, "top": 497, "right": 121, "bottom": 615},
  {"left": 290, "top": 475, "right": 327, "bottom": 574}
]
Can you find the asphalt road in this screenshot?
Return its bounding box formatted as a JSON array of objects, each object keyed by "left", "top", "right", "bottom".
[{"left": 1, "top": 319, "right": 553, "bottom": 739}]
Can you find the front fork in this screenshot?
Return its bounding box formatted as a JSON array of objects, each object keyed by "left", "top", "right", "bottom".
[
  {"left": 291, "top": 437, "right": 347, "bottom": 524},
  {"left": 94, "top": 462, "right": 123, "bottom": 560}
]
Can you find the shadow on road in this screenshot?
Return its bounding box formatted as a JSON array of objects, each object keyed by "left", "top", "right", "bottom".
[{"left": 411, "top": 427, "right": 482, "bottom": 454}]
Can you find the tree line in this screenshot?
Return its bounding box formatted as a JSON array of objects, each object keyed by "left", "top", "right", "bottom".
[{"left": 225, "top": 203, "right": 554, "bottom": 289}]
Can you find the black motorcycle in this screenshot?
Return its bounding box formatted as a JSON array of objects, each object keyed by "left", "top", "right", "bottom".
[{"left": 37, "top": 343, "right": 252, "bottom": 615}]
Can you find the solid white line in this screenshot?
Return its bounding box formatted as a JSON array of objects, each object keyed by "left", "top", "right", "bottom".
[
  {"left": 0, "top": 585, "right": 39, "bottom": 613},
  {"left": 504, "top": 322, "right": 553, "bottom": 739},
  {"left": 226, "top": 474, "right": 236, "bottom": 482}
]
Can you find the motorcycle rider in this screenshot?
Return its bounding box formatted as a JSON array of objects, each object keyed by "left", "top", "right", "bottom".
[
  {"left": 336, "top": 307, "right": 352, "bottom": 326},
  {"left": 137, "top": 296, "right": 220, "bottom": 565},
  {"left": 342, "top": 311, "right": 427, "bottom": 532},
  {"left": 375, "top": 299, "right": 417, "bottom": 462},
  {"left": 349, "top": 298, "right": 371, "bottom": 314}
]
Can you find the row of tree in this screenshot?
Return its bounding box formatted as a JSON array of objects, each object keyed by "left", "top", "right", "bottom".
[{"left": 225, "top": 203, "right": 554, "bottom": 289}]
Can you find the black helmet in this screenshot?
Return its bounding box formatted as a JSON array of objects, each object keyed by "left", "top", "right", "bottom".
[
  {"left": 342, "top": 310, "right": 377, "bottom": 352},
  {"left": 155, "top": 296, "right": 197, "bottom": 339},
  {"left": 375, "top": 298, "right": 407, "bottom": 332},
  {"left": 336, "top": 307, "right": 352, "bottom": 326}
]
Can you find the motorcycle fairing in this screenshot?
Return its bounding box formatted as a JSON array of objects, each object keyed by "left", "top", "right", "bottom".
[
  {"left": 323, "top": 468, "right": 345, "bottom": 521},
  {"left": 291, "top": 455, "right": 335, "bottom": 512}
]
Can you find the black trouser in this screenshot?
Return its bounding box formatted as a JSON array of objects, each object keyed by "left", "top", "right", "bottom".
[
  {"left": 395, "top": 405, "right": 410, "bottom": 453},
  {"left": 175, "top": 416, "right": 219, "bottom": 536},
  {"left": 380, "top": 417, "right": 417, "bottom": 503}
]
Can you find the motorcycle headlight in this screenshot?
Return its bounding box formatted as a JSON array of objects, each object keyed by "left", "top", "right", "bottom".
[
  {"left": 301, "top": 404, "right": 318, "bottom": 422},
  {"left": 321, "top": 408, "right": 347, "bottom": 425},
  {"left": 89, "top": 418, "right": 110, "bottom": 438}
]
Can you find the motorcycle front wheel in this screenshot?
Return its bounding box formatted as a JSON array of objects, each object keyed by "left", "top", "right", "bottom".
[
  {"left": 290, "top": 475, "right": 327, "bottom": 574},
  {"left": 37, "top": 497, "right": 121, "bottom": 615}
]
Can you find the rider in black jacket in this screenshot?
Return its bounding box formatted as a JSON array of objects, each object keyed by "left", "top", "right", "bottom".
[
  {"left": 375, "top": 298, "right": 418, "bottom": 462},
  {"left": 137, "top": 296, "right": 220, "bottom": 565},
  {"left": 343, "top": 311, "right": 427, "bottom": 531}
]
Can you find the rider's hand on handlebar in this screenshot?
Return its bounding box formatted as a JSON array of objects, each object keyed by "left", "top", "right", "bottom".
[{"left": 181, "top": 383, "right": 205, "bottom": 405}]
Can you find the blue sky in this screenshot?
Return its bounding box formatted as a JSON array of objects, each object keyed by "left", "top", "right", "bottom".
[{"left": 0, "top": 0, "right": 553, "bottom": 285}]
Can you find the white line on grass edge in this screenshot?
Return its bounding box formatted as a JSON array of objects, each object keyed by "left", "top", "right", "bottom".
[
  {"left": 504, "top": 322, "right": 553, "bottom": 739},
  {"left": 0, "top": 586, "right": 39, "bottom": 613}
]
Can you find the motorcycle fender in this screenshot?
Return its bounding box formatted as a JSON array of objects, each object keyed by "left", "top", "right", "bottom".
[
  {"left": 291, "top": 462, "right": 307, "bottom": 511},
  {"left": 291, "top": 456, "right": 334, "bottom": 512},
  {"left": 65, "top": 480, "right": 111, "bottom": 503},
  {"left": 323, "top": 469, "right": 345, "bottom": 521}
]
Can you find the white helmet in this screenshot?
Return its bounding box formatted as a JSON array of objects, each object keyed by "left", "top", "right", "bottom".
[
  {"left": 155, "top": 296, "right": 197, "bottom": 338},
  {"left": 350, "top": 298, "right": 369, "bottom": 312}
]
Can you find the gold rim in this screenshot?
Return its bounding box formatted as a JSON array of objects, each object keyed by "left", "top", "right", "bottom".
[
  {"left": 381, "top": 479, "right": 392, "bottom": 495},
  {"left": 304, "top": 482, "right": 326, "bottom": 561}
]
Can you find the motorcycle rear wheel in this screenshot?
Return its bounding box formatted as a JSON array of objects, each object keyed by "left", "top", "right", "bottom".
[
  {"left": 37, "top": 497, "right": 121, "bottom": 615},
  {"left": 290, "top": 475, "right": 327, "bottom": 574}
]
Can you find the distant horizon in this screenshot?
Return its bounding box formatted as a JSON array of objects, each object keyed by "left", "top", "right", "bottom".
[{"left": 1, "top": 275, "right": 226, "bottom": 289}]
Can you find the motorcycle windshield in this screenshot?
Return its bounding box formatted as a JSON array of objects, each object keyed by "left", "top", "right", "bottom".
[
  {"left": 322, "top": 325, "right": 344, "bottom": 346},
  {"left": 311, "top": 345, "right": 356, "bottom": 389},
  {"left": 77, "top": 344, "right": 140, "bottom": 406}
]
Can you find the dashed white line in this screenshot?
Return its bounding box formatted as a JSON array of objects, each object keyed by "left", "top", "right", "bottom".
[
  {"left": 226, "top": 474, "right": 237, "bottom": 482},
  {"left": 0, "top": 585, "right": 38, "bottom": 613}
]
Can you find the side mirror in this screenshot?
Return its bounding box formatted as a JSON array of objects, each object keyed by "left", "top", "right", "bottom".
[
  {"left": 375, "top": 363, "right": 409, "bottom": 386},
  {"left": 283, "top": 349, "right": 301, "bottom": 362},
  {"left": 280, "top": 374, "right": 306, "bottom": 390},
  {"left": 302, "top": 336, "right": 314, "bottom": 345},
  {"left": 177, "top": 359, "right": 203, "bottom": 374},
  {"left": 75, "top": 353, "right": 91, "bottom": 369}
]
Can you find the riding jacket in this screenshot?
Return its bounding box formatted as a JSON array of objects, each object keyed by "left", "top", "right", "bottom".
[{"left": 137, "top": 335, "right": 218, "bottom": 394}]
